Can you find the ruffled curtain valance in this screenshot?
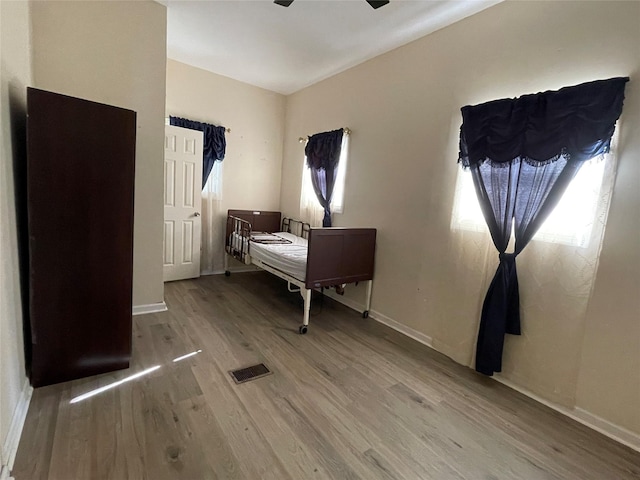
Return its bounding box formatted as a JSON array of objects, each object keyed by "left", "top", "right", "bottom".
[
  {"left": 305, "top": 129, "right": 344, "bottom": 170},
  {"left": 169, "top": 116, "right": 226, "bottom": 189},
  {"left": 459, "top": 77, "right": 629, "bottom": 168}
]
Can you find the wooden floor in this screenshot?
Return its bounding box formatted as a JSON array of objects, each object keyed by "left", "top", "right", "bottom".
[{"left": 13, "top": 272, "right": 640, "bottom": 480}]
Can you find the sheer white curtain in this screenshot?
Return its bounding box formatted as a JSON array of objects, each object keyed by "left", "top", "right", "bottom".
[
  {"left": 441, "top": 145, "right": 618, "bottom": 404},
  {"left": 300, "top": 162, "right": 324, "bottom": 227},
  {"left": 200, "top": 161, "right": 224, "bottom": 274},
  {"left": 507, "top": 150, "right": 618, "bottom": 402},
  {"left": 299, "top": 135, "right": 349, "bottom": 226}
]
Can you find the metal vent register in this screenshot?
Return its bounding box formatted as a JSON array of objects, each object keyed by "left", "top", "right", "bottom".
[{"left": 229, "top": 363, "right": 272, "bottom": 384}]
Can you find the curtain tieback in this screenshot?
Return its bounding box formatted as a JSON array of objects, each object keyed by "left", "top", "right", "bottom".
[{"left": 498, "top": 252, "right": 517, "bottom": 262}]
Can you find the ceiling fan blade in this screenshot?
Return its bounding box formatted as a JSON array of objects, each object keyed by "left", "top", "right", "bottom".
[
  {"left": 274, "top": 0, "right": 294, "bottom": 6},
  {"left": 366, "top": 0, "right": 390, "bottom": 9}
]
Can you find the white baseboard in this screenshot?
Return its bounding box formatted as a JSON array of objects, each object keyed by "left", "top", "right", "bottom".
[
  {"left": 1, "top": 378, "right": 32, "bottom": 478},
  {"left": 321, "top": 290, "right": 433, "bottom": 348},
  {"left": 0, "top": 465, "right": 9, "bottom": 480},
  {"left": 572, "top": 407, "right": 640, "bottom": 452},
  {"left": 369, "top": 309, "right": 433, "bottom": 348},
  {"left": 132, "top": 301, "right": 167, "bottom": 316},
  {"left": 493, "top": 376, "right": 640, "bottom": 452}
]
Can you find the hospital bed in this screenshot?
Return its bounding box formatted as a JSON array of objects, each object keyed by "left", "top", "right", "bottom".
[{"left": 224, "top": 209, "right": 376, "bottom": 334}]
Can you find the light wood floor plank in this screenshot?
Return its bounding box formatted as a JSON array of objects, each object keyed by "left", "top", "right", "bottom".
[
  {"left": 190, "top": 361, "right": 294, "bottom": 480},
  {"left": 12, "top": 272, "right": 640, "bottom": 480}
]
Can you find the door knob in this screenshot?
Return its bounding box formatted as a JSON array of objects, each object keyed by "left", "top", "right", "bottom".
[{"left": 194, "top": 212, "right": 201, "bottom": 217}]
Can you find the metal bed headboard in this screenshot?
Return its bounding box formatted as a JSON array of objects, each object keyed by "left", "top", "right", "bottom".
[
  {"left": 282, "top": 217, "right": 310, "bottom": 240},
  {"left": 226, "top": 215, "right": 252, "bottom": 264}
]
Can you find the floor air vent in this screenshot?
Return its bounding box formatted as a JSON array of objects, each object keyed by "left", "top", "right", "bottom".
[{"left": 229, "top": 363, "right": 272, "bottom": 384}]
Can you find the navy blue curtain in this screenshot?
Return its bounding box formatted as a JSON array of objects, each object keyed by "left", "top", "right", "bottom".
[
  {"left": 169, "top": 116, "right": 226, "bottom": 189},
  {"left": 305, "top": 128, "right": 344, "bottom": 227},
  {"left": 459, "top": 77, "right": 628, "bottom": 376}
]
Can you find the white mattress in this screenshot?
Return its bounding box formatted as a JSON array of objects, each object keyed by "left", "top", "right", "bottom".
[{"left": 249, "top": 232, "right": 308, "bottom": 281}]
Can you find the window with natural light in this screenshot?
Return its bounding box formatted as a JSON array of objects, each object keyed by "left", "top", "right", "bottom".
[
  {"left": 300, "top": 134, "right": 349, "bottom": 221},
  {"left": 450, "top": 155, "right": 610, "bottom": 248},
  {"left": 203, "top": 160, "right": 223, "bottom": 198}
]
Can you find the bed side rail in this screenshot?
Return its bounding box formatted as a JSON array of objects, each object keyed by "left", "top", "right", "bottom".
[
  {"left": 282, "top": 217, "right": 311, "bottom": 239},
  {"left": 225, "top": 215, "right": 252, "bottom": 264},
  {"left": 305, "top": 228, "right": 376, "bottom": 289}
]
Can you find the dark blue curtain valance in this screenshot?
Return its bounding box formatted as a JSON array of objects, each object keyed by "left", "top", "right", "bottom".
[
  {"left": 169, "top": 116, "right": 226, "bottom": 189},
  {"left": 305, "top": 129, "right": 344, "bottom": 170},
  {"left": 459, "top": 77, "right": 629, "bottom": 168}
]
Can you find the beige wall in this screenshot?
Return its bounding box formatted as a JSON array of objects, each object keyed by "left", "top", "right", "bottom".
[
  {"left": 30, "top": 0, "right": 167, "bottom": 306},
  {"left": 0, "top": 0, "right": 32, "bottom": 470},
  {"left": 166, "top": 59, "right": 285, "bottom": 273},
  {"left": 281, "top": 1, "right": 640, "bottom": 435}
]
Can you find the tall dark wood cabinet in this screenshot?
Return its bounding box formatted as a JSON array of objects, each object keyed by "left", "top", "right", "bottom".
[{"left": 26, "top": 88, "right": 136, "bottom": 387}]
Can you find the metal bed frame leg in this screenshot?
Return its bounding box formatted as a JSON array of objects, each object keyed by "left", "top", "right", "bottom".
[
  {"left": 224, "top": 251, "right": 230, "bottom": 276},
  {"left": 299, "top": 288, "right": 311, "bottom": 334},
  {"left": 362, "top": 280, "right": 373, "bottom": 318}
]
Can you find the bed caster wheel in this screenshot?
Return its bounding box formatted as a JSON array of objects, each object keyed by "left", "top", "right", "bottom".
[
  {"left": 299, "top": 325, "right": 308, "bottom": 335},
  {"left": 224, "top": 270, "right": 231, "bottom": 277},
  {"left": 362, "top": 310, "right": 369, "bottom": 318}
]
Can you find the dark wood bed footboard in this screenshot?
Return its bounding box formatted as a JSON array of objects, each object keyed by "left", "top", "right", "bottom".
[{"left": 305, "top": 228, "right": 376, "bottom": 289}]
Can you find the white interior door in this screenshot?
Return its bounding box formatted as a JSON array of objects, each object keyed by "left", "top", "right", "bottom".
[{"left": 163, "top": 125, "right": 203, "bottom": 282}]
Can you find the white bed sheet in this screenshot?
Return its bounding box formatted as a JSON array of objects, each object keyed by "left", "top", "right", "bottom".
[{"left": 249, "top": 232, "right": 308, "bottom": 281}]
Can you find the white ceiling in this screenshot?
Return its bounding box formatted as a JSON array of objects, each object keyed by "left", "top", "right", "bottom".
[{"left": 160, "top": 0, "right": 501, "bottom": 95}]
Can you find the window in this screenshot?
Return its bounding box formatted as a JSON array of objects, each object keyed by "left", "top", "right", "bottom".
[
  {"left": 450, "top": 153, "right": 612, "bottom": 248},
  {"left": 300, "top": 134, "right": 349, "bottom": 224},
  {"left": 203, "top": 159, "right": 223, "bottom": 198}
]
